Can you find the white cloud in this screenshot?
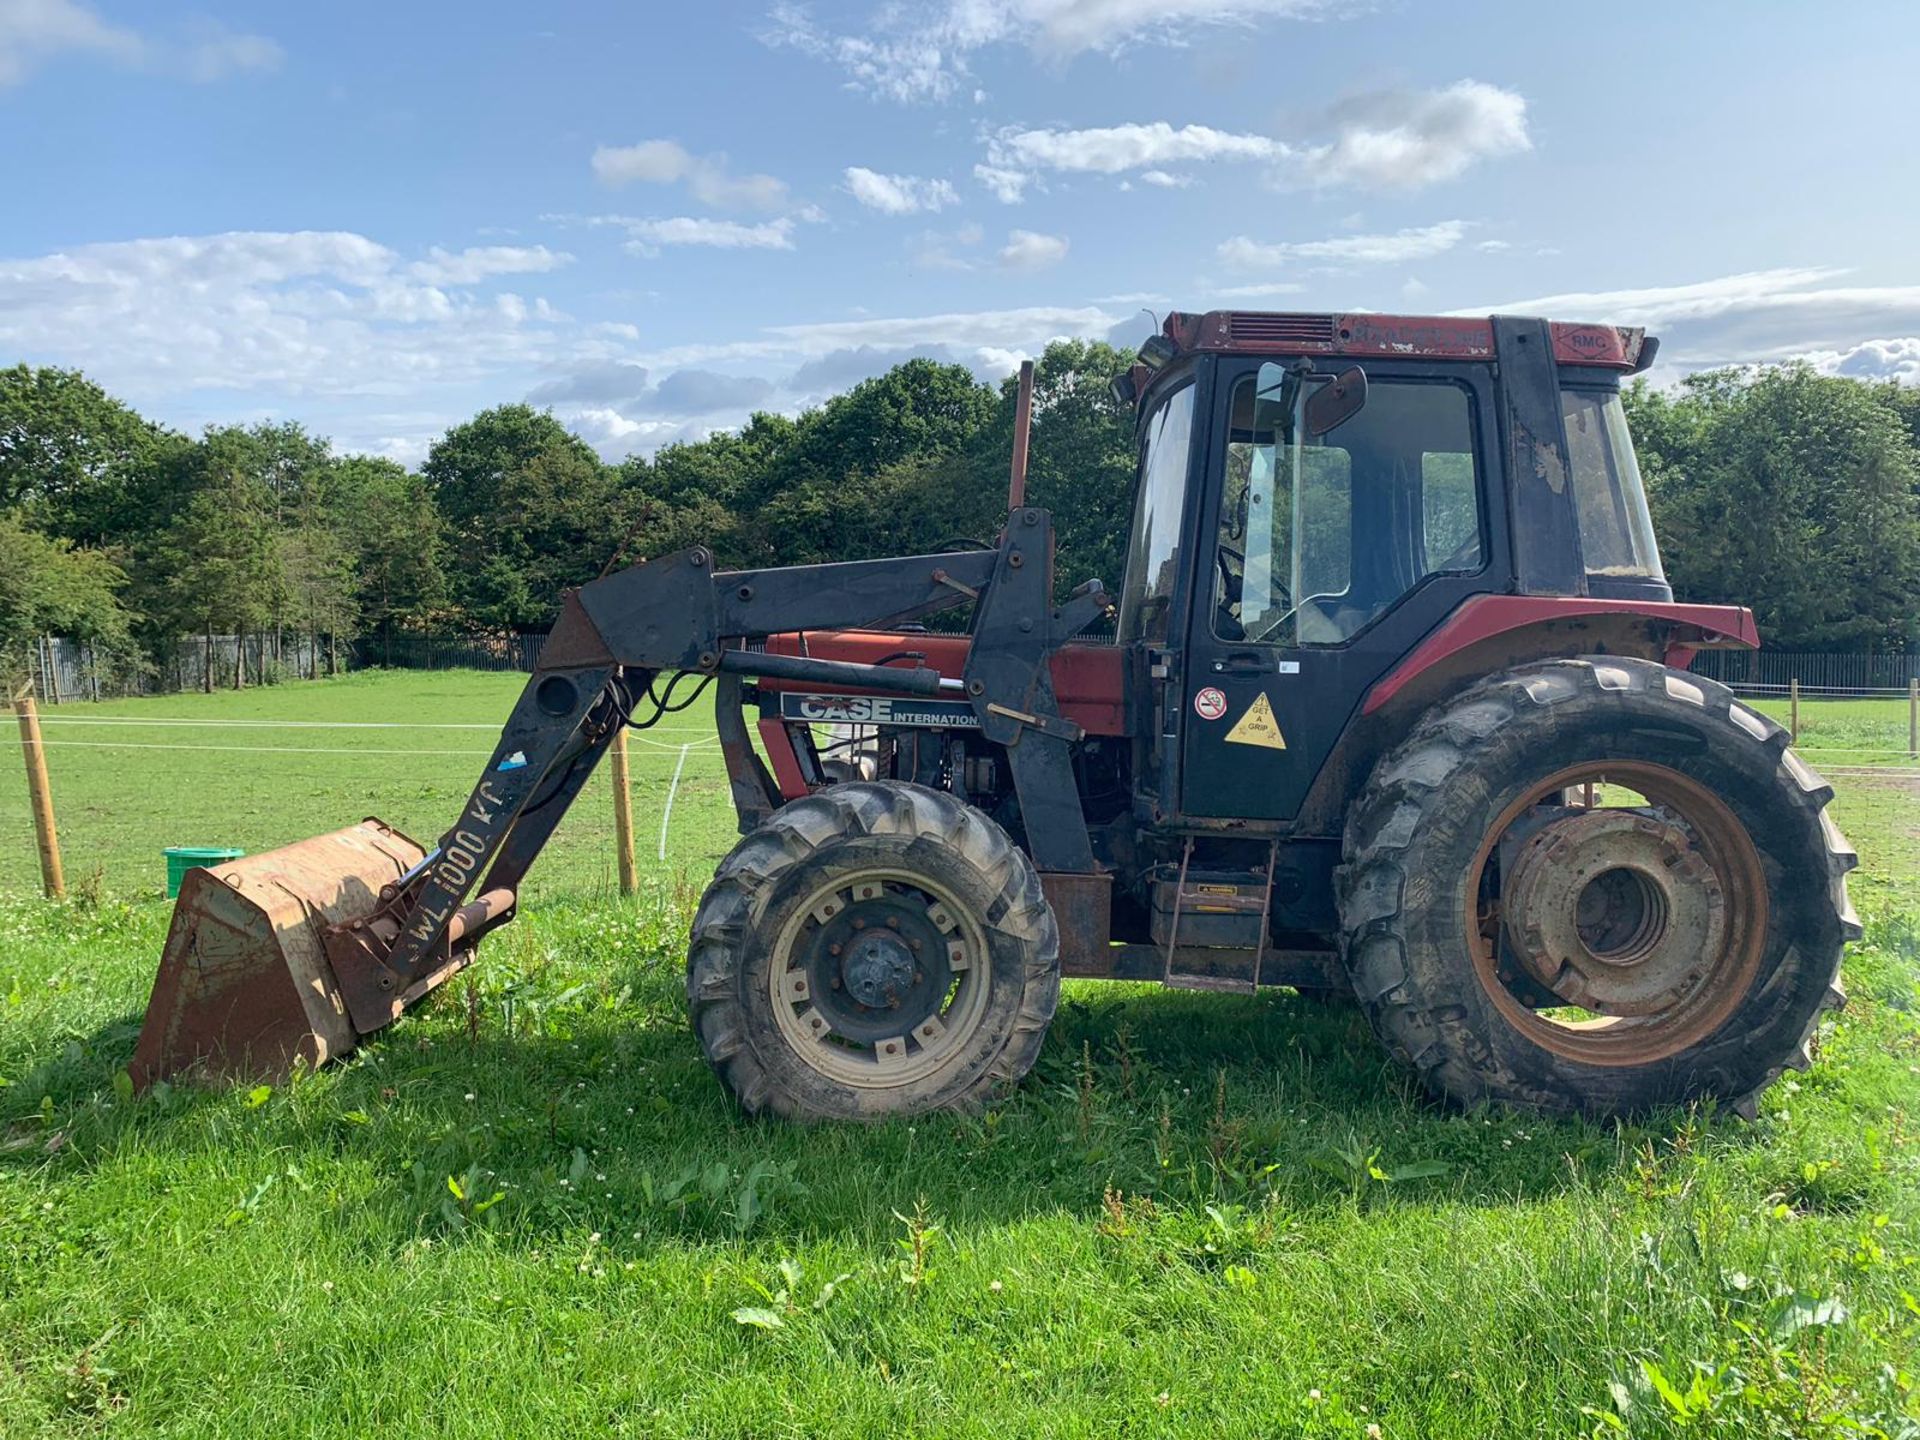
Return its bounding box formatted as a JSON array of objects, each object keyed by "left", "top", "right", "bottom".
[
  {"left": 760, "top": 303, "right": 1117, "bottom": 358},
  {"left": 0, "top": 0, "right": 279, "bottom": 86},
  {"left": 1801, "top": 337, "right": 1920, "bottom": 385},
  {"left": 766, "top": 0, "right": 1324, "bottom": 104},
  {"left": 407, "top": 244, "right": 572, "bottom": 285},
  {"left": 1219, "top": 220, "right": 1469, "bottom": 269},
  {"left": 0, "top": 229, "right": 616, "bottom": 459},
  {"left": 973, "top": 163, "right": 1031, "bottom": 204},
  {"left": 910, "top": 221, "right": 985, "bottom": 271},
  {"left": 621, "top": 217, "right": 798, "bottom": 254},
  {"left": 999, "top": 229, "right": 1069, "bottom": 270},
  {"left": 980, "top": 82, "right": 1529, "bottom": 198},
  {"left": 988, "top": 120, "right": 1283, "bottom": 175},
  {"left": 176, "top": 19, "right": 283, "bottom": 82},
  {"left": 591, "top": 139, "right": 791, "bottom": 212},
  {"left": 1296, "top": 81, "right": 1529, "bottom": 190},
  {"left": 1137, "top": 170, "right": 1192, "bottom": 188},
  {"left": 1203, "top": 281, "right": 1309, "bottom": 300},
  {"left": 0, "top": 0, "right": 137, "bottom": 84},
  {"left": 1463, "top": 268, "right": 1920, "bottom": 377},
  {"left": 844, "top": 166, "right": 960, "bottom": 215},
  {"left": 591, "top": 139, "right": 693, "bottom": 185},
  {"left": 0, "top": 229, "right": 1129, "bottom": 463}
]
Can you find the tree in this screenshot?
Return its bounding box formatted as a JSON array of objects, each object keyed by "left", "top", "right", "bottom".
[
  {"left": 145, "top": 469, "right": 280, "bottom": 690},
  {"left": 421, "top": 406, "right": 617, "bottom": 629},
  {"left": 1628, "top": 366, "right": 1920, "bottom": 651},
  {"left": 322, "top": 457, "right": 448, "bottom": 656},
  {"left": 993, "top": 340, "right": 1136, "bottom": 593},
  {"left": 0, "top": 365, "right": 180, "bottom": 548},
  {"left": 0, "top": 512, "right": 133, "bottom": 689}
]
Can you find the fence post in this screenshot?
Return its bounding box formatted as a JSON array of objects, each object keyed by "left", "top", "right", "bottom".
[
  {"left": 610, "top": 727, "right": 638, "bottom": 896},
  {"left": 1910, "top": 677, "right": 1918, "bottom": 761},
  {"left": 1789, "top": 678, "right": 1799, "bottom": 743},
  {"left": 10, "top": 686, "right": 65, "bottom": 899}
]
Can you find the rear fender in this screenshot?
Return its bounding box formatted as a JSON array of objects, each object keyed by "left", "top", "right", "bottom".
[{"left": 1291, "top": 598, "right": 1759, "bottom": 836}]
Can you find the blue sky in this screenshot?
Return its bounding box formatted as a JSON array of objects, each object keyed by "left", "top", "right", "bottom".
[{"left": 3, "top": 0, "right": 1917, "bottom": 463}]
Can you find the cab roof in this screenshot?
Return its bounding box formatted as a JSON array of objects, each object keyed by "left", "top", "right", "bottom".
[{"left": 1161, "top": 310, "right": 1653, "bottom": 371}]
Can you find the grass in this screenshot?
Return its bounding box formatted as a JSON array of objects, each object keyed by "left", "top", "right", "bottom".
[{"left": 1, "top": 671, "right": 1917, "bottom": 1437}]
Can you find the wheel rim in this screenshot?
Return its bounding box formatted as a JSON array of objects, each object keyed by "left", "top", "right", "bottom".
[
  {"left": 1467, "top": 761, "right": 1767, "bottom": 1066},
  {"left": 768, "top": 866, "right": 992, "bottom": 1087}
]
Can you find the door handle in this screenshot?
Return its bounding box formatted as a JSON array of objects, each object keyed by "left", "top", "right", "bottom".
[{"left": 1210, "top": 652, "right": 1270, "bottom": 676}]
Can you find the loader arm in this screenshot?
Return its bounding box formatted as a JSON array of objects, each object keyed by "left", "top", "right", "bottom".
[{"left": 319, "top": 512, "right": 1103, "bottom": 1037}]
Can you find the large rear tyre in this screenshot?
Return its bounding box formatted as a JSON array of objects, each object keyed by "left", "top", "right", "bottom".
[
  {"left": 687, "top": 782, "right": 1060, "bottom": 1121},
  {"left": 1339, "top": 658, "right": 1859, "bottom": 1118}
]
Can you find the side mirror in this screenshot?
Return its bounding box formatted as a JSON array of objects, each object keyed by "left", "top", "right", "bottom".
[{"left": 1304, "top": 365, "right": 1367, "bottom": 437}]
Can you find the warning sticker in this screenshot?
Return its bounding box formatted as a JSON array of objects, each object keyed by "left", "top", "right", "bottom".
[
  {"left": 1193, "top": 687, "right": 1228, "bottom": 721},
  {"left": 1225, "top": 692, "right": 1287, "bottom": 750}
]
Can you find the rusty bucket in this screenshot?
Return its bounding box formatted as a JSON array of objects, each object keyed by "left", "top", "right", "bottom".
[{"left": 130, "top": 818, "right": 431, "bottom": 1089}]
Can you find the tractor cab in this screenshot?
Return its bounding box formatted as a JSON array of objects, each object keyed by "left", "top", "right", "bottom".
[{"left": 1113, "top": 312, "right": 1672, "bottom": 830}]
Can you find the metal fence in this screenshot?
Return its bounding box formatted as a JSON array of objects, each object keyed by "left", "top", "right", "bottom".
[
  {"left": 1689, "top": 650, "right": 1920, "bottom": 697},
  {"left": 27, "top": 631, "right": 1920, "bottom": 703},
  {"left": 26, "top": 631, "right": 546, "bottom": 700}
]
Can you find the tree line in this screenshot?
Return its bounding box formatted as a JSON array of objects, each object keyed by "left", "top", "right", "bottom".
[{"left": 2, "top": 346, "right": 1917, "bottom": 693}]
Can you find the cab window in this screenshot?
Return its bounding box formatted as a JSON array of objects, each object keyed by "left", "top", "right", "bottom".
[
  {"left": 1117, "top": 382, "right": 1195, "bottom": 644},
  {"left": 1561, "top": 387, "right": 1664, "bottom": 581},
  {"left": 1214, "top": 366, "right": 1482, "bottom": 646}
]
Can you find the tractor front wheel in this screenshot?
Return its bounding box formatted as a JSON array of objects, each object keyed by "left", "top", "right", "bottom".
[
  {"left": 687, "top": 782, "right": 1060, "bottom": 1121},
  {"left": 1340, "top": 658, "right": 1858, "bottom": 1118}
]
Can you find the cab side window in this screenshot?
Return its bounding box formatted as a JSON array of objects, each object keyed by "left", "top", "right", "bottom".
[
  {"left": 1118, "top": 383, "right": 1195, "bottom": 644},
  {"left": 1214, "top": 369, "right": 1482, "bottom": 646}
]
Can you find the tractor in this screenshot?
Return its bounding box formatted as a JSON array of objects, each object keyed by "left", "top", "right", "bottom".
[{"left": 132, "top": 309, "right": 1858, "bottom": 1121}]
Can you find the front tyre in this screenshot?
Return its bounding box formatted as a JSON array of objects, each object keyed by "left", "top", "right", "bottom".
[
  {"left": 1339, "top": 658, "right": 1858, "bottom": 1118},
  {"left": 687, "top": 782, "right": 1060, "bottom": 1121}
]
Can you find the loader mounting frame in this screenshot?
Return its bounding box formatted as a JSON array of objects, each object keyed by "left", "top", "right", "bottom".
[{"left": 330, "top": 511, "right": 1106, "bottom": 1034}]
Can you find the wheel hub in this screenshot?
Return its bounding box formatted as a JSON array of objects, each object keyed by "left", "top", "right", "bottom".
[
  {"left": 843, "top": 931, "right": 917, "bottom": 1008},
  {"left": 1502, "top": 808, "right": 1726, "bottom": 1016},
  {"left": 780, "top": 877, "right": 972, "bottom": 1060}
]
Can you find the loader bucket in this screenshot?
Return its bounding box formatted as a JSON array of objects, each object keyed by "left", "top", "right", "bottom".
[{"left": 130, "top": 818, "right": 433, "bottom": 1089}]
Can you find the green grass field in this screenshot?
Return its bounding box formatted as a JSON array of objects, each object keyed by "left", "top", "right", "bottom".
[{"left": 2, "top": 671, "right": 1917, "bottom": 1437}]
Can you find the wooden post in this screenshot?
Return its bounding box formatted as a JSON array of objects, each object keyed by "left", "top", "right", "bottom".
[
  {"left": 1909, "top": 677, "right": 1917, "bottom": 760},
  {"left": 11, "top": 688, "right": 65, "bottom": 899},
  {"left": 609, "top": 726, "right": 638, "bottom": 895},
  {"left": 1789, "top": 678, "right": 1799, "bottom": 743}
]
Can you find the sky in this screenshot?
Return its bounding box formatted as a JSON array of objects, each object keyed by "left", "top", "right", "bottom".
[{"left": 2, "top": 0, "right": 1918, "bottom": 466}]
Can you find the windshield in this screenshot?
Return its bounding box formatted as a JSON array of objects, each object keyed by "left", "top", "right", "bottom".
[{"left": 1561, "top": 388, "right": 1664, "bottom": 581}]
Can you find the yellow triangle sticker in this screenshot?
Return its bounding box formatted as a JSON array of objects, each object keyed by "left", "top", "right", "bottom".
[{"left": 1225, "top": 692, "right": 1287, "bottom": 750}]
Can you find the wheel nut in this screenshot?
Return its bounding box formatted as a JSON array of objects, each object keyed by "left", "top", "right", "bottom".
[
  {"left": 886, "top": 916, "right": 900, "bottom": 929},
  {"left": 852, "top": 918, "right": 866, "bottom": 930},
  {"left": 909, "top": 938, "right": 922, "bottom": 951},
  {"left": 829, "top": 942, "right": 842, "bottom": 956}
]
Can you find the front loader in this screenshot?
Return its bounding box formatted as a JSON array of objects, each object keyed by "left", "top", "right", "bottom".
[{"left": 132, "top": 310, "right": 1860, "bottom": 1121}]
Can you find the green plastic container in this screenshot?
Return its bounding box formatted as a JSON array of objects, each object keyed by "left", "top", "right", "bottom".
[{"left": 163, "top": 846, "right": 246, "bottom": 898}]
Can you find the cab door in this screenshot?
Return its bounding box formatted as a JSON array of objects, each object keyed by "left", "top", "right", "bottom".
[{"left": 1178, "top": 360, "right": 1497, "bottom": 823}]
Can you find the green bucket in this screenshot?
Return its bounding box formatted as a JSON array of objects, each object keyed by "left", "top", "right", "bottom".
[{"left": 164, "top": 846, "right": 246, "bottom": 898}]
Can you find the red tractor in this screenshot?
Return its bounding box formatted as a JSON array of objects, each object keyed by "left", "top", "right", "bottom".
[{"left": 134, "top": 309, "right": 1857, "bottom": 1122}]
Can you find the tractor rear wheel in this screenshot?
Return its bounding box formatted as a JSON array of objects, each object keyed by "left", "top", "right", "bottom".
[
  {"left": 687, "top": 781, "right": 1060, "bottom": 1121},
  {"left": 1339, "top": 658, "right": 1858, "bottom": 1118}
]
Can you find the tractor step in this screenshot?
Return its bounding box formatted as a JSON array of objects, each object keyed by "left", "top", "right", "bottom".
[
  {"left": 1150, "top": 865, "right": 1270, "bottom": 949},
  {"left": 1157, "top": 838, "right": 1281, "bottom": 994}
]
